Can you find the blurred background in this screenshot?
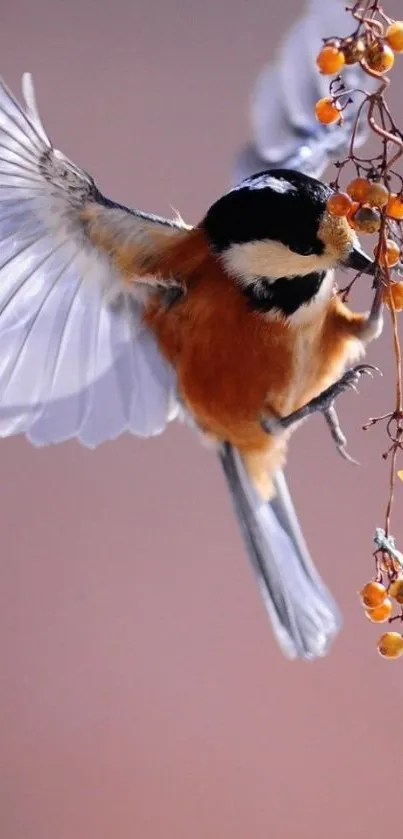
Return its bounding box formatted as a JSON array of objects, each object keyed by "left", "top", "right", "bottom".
[{"left": 1, "top": 1, "right": 403, "bottom": 837}]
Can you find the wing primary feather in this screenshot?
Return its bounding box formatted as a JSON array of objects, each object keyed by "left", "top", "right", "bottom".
[
  {"left": 0, "top": 184, "right": 48, "bottom": 196},
  {"left": 0, "top": 75, "right": 51, "bottom": 154},
  {"left": 30, "top": 258, "right": 83, "bottom": 418},
  {"left": 0, "top": 249, "right": 82, "bottom": 435},
  {"left": 75, "top": 276, "right": 105, "bottom": 436},
  {"left": 0, "top": 72, "right": 182, "bottom": 444},
  {"left": 0, "top": 237, "right": 73, "bottom": 401},
  {"left": 0, "top": 234, "right": 46, "bottom": 289},
  {"left": 0, "top": 118, "right": 42, "bottom": 164},
  {"left": 0, "top": 169, "right": 47, "bottom": 187},
  {"left": 0, "top": 143, "right": 43, "bottom": 171},
  {"left": 0, "top": 138, "right": 41, "bottom": 169},
  {"left": 21, "top": 73, "right": 51, "bottom": 145}
]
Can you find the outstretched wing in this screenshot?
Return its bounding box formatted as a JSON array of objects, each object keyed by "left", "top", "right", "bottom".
[
  {"left": 0, "top": 73, "right": 186, "bottom": 446},
  {"left": 234, "top": 0, "right": 377, "bottom": 183}
]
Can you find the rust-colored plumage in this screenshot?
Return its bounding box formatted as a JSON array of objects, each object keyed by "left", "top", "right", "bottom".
[{"left": 97, "top": 225, "right": 371, "bottom": 498}]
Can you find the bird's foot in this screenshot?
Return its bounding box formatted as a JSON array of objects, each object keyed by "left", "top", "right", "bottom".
[{"left": 260, "top": 364, "right": 381, "bottom": 464}]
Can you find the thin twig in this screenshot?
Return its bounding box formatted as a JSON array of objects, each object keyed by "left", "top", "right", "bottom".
[{"left": 322, "top": 1, "right": 403, "bottom": 560}]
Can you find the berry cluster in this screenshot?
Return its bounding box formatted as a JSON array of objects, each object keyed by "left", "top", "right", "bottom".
[
  {"left": 315, "top": 19, "right": 403, "bottom": 124},
  {"left": 359, "top": 576, "right": 403, "bottom": 658},
  {"left": 315, "top": 2, "right": 403, "bottom": 659},
  {"left": 327, "top": 177, "right": 403, "bottom": 308}
]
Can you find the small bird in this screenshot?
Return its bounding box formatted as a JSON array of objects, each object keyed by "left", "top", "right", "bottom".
[{"left": 0, "top": 21, "right": 385, "bottom": 660}]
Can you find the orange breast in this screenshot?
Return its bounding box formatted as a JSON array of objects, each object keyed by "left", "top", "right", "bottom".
[
  {"left": 142, "top": 230, "right": 369, "bottom": 496},
  {"left": 144, "top": 229, "right": 366, "bottom": 454},
  {"left": 143, "top": 233, "right": 295, "bottom": 449}
]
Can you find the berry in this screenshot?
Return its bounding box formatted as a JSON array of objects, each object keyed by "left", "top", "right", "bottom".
[
  {"left": 360, "top": 581, "right": 387, "bottom": 608},
  {"left": 366, "top": 182, "right": 390, "bottom": 208},
  {"left": 316, "top": 45, "right": 345, "bottom": 75},
  {"left": 353, "top": 206, "right": 381, "bottom": 234},
  {"left": 365, "top": 598, "right": 393, "bottom": 623},
  {"left": 365, "top": 41, "right": 395, "bottom": 73},
  {"left": 347, "top": 177, "right": 370, "bottom": 202},
  {"left": 327, "top": 191, "right": 353, "bottom": 217},
  {"left": 315, "top": 97, "right": 342, "bottom": 125},
  {"left": 384, "top": 281, "right": 403, "bottom": 312},
  {"left": 341, "top": 37, "right": 366, "bottom": 65},
  {"left": 386, "top": 193, "right": 403, "bottom": 220},
  {"left": 377, "top": 632, "right": 403, "bottom": 659},
  {"left": 374, "top": 239, "right": 401, "bottom": 268},
  {"left": 385, "top": 21, "right": 403, "bottom": 53},
  {"left": 346, "top": 201, "right": 360, "bottom": 229},
  {"left": 389, "top": 578, "right": 403, "bottom": 604}
]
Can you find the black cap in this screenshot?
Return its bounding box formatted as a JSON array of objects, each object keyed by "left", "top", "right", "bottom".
[{"left": 203, "top": 169, "right": 332, "bottom": 257}]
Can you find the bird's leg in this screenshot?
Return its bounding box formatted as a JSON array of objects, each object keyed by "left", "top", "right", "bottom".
[
  {"left": 357, "top": 280, "right": 384, "bottom": 343},
  {"left": 322, "top": 405, "right": 359, "bottom": 465},
  {"left": 260, "top": 364, "right": 381, "bottom": 463}
]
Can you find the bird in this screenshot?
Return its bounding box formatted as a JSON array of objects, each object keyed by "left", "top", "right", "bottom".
[{"left": 0, "top": 5, "right": 386, "bottom": 661}]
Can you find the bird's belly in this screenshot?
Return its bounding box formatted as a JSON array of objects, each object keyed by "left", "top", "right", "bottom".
[
  {"left": 282, "top": 327, "right": 364, "bottom": 416},
  {"left": 170, "top": 314, "right": 295, "bottom": 447},
  {"left": 144, "top": 280, "right": 364, "bottom": 449}
]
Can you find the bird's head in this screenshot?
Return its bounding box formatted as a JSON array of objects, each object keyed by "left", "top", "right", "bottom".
[{"left": 202, "top": 169, "right": 374, "bottom": 315}]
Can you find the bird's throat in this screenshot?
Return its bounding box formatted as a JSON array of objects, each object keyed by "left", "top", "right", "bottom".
[{"left": 241, "top": 271, "right": 328, "bottom": 317}]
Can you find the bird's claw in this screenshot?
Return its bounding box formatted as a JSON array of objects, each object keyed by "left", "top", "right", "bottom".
[
  {"left": 323, "top": 407, "right": 359, "bottom": 466},
  {"left": 313, "top": 364, "right": 382, "bottom": 414},
  {"left": 260, "top": 364, "right": 382, "bottom": 463}
]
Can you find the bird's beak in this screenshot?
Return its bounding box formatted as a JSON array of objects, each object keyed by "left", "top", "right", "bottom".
[{"left": 340, "top": 244, "right": 375, "bottom": 276}]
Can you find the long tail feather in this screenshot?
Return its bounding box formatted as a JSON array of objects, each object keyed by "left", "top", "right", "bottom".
[{"left": 219, "top": 443, "right": 342, "bottom": 660}]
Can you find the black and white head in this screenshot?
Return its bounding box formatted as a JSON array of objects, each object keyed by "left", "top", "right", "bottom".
[{"left": 202, "top": 169, "right": 373, "bottom": 318}]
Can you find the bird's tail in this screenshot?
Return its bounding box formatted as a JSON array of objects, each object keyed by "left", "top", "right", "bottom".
[{"left": 218, "top": 443, "right": 342, "bottom": 660}]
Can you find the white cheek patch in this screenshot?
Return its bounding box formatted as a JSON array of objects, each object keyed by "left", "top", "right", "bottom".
[{"left": 223, "top": 239, "right": 336, "bottom": 285}]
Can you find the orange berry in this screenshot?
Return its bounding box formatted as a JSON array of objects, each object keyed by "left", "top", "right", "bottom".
[
  {"left": 365, "top": 598, "right": 393, "bottom": 623},
  {"left": 365, "top": 40, "right": 395, "bottom": 73},
  {"left": 374, "top": 239, "right": 401, "bottom": 268},
  {"left": 377, "top": 632, "right": 403, "bottom": 659},
  {"left": 353, "top": 206, "right": 381, "bottom": 234},
  {"left": 366, "top": 182, "right": 390, "bottom": 208},
  {"left": 341, "top": 36, "right": 366, "bottom": 65},
  {"left": 346, "top": 201, "right": 360, "bottom": 229},
  {"left": 326, "top": 191, "right": 353, "bottom": 217},
  {"left": 385, "top": 21, "right": 403, "bottom": 53},
  {"left": 360, "top": 581, "right": 388, "bottom": 608},
  {"left": 347, "top": 177, "right": 370, "bottom": 202},
  {"left": 389, "top": 578, "right": 403, "bottom": 604},
  {"left": 314, "top": 97, "right": 342, "bottom": 125},
  {"left": 386, "top": 193, "right": 403, "bottom": 220},
  {"left": 384, "top": 281, "right": 403, "bottom": 312},
  {"left": 316, "top": 45, "right": 345, "bottom": 75}
]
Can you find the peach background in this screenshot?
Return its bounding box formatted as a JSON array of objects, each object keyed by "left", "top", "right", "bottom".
[{"left": 1, "top": 1, "right": 403, "bottom": 837}]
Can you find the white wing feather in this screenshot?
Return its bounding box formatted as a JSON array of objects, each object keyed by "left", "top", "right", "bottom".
[
  {"left": 234, "top": 0, "right": 377, "bottom": 183},
  {"left": 0, "top": 74, "right": 181, "bottom": 446}
]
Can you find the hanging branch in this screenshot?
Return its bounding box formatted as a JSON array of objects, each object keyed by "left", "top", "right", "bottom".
[{"left": 315, "top": 3, "right": 403, "bottom": 659}]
